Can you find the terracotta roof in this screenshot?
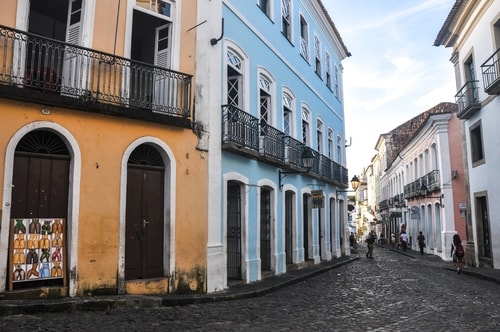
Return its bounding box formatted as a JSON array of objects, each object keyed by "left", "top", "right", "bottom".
[
  {"left": 317, "top": 0, "right": 351, "bottom": 57},
  {"left": 385, "top": 102, "right": 457, "bottom": 167}
]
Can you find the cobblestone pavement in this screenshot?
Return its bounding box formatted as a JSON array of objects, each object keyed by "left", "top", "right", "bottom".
[{"left": 2, "top": 246, "right": 500, "bottom": 331}]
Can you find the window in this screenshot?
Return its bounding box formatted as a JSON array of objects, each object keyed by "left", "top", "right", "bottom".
[
  {"left": 336, "top": 136, "right": 342, "bottom": 164},
  {"left": 316, "top": 119, "right": 323, "bottom": 154},
  {"left": 465, "top": 56, "right": 478, "bottom": 103},
  {"left": 300, "top": 15, "right": 308, "bottom": 60},
  {"left": 136, "top": 0, "right": 173, "bottom": 19},
  {"left": 259, "top": 74, "right": 272, "bottom": 134},
  {"left": 258, "top": 0, "right": 271, "bottom": 17},
  {"left": 301, "top": 107, "right": 310, "bottom": 145},
  {"left": 328, "top": 128, "right": 334, "bottom": 159},
  {"left": 281, "top": 0, "right": 291, "bottom": 40},
  {"left": 334, "top": 65, "right": 340, "bottom": 98},
  {"left": 325, "top": 52, "right": 332, "bottom": 89},
  {"left": 314, "top": 35, "right": 321, "bottom": 77},
  {"left": 282, "top": 92, "right": 293, "bottom": 136},
  {"left": 227, "top": 50, "right": 243, "bottom": 108},
  {"left": 470, "top": 121, "right": 485, "bottom": 166}
]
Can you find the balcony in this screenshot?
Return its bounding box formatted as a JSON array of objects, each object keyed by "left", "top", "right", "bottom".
[
  {"left": 0, "top": 24, "right": 192, "bottom": 127},
  {"left": 481, "top": 48, "right": 500, "bottom": 95},
  {"left": 404, "top": 170, "right": 440, "bottom": 200},
  {"left": 221, "top": 104, "right": 349, "bottom": 187},
  {"left": 455, "top": 80, "right": 481, "bottom": 119}
]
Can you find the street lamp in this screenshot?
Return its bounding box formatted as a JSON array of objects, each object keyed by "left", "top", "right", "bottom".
[
  {"left": 336, "top": 175, "right": 361, "bottom": 197},
  {"left": 278, "top": 147, "right": 315, "bottom": 190}
]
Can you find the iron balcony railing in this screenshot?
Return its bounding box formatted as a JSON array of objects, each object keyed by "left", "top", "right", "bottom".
[
  {"left": 259, "top": 123, "right": 285, "bottom": 162},
  {"left": 222, "top": 104, "right": 259, "bottom": 153},
  {"left": 455, "top": 80, "right": 481, "bottom": 119},
  {"left": 404, "top": 169, "right": 440, "bottom": 199},
  {"left": 481, "top": 48, "right": 500, "bottom": 95},
  {"left": 0, "top": 24, "right": 192, "bottom": 119},
  {"left": 221, "top": 104, "right": 348, "bottom": 186}
]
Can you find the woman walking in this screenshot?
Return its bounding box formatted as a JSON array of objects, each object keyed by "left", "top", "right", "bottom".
[{"left": 451, "top": 234, "right": 465, "bottom": 274}]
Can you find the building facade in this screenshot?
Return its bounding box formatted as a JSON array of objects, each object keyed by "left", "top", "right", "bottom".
[
  {"left": 215, "top": 0, "right": 351, "bottom": 288},
  {"left": 435, "top": 0, "right": 500, "bottom": 268},
  {"left": 373, "top": 103, "right": 466, "bottom": 261},
  {"left": 0, "top": 0, "right": 210, "bottom": 298}
]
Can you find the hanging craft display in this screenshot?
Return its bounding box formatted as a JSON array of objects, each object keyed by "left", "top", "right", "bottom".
[{"left": 9, "top": 218, "right": 65, "bottom": 287}]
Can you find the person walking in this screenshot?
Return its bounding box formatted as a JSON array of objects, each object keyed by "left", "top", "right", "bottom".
[
  {"left": 417, "top": 231, "right": 426, "bottom": 255},
  {"left": 400, "top": 231, "right": 408, "bottom": 252},
  {"left": 365, "top": 231, "right": 376, "bottom": 259},
  {"left": 451, "top": 233, "right": 465, "bottom": 274}
]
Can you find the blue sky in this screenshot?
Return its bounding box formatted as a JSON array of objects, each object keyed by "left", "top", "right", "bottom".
[{"left": 324, "top": 0, "right": 456, "bottom": 177}]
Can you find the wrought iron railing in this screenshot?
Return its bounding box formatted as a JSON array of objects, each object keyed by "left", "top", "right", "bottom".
[
  {"left": 404, "top": 170, "right": 440, "bottom": 199},
  {"left": 221, "top": 105, "right": 349, "bottom": 187},
  {"left": 222, "top": 104, "right": 259, "bottom": 152},
  {"left": 481, "top": 48, "right": 500, "bottom": 94},
  {"left": 259, "top": 123, "right": 285, "bottom": 162},
  {"left": 0, "top": 24, "right": 192, "bottom": 118},
  {"left": 455, "top": 80, "right": 480, "bottom": 119},
  {"left": 284, "top": 136, "right": 304, "bottom": 168}
]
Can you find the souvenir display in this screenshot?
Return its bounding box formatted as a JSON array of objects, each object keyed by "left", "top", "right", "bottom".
[{"left": 9, "top": 219, "right": 65, "bottom": 288}]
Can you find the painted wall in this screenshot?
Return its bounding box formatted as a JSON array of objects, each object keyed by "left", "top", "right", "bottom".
[{"left": 0, "top": 0, "right": 208, "bottom": 296}]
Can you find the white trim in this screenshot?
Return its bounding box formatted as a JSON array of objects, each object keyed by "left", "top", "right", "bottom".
[{"left": 117, "top": 137, "right": 176, "bottom": 294}]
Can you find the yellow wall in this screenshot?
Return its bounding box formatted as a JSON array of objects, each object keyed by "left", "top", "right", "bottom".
[
  {"left": 0, "top": 98, "right": 208, "bottom": 294},
  {"left": 0, "top": 0, "right": 205, "bottom": 297}
]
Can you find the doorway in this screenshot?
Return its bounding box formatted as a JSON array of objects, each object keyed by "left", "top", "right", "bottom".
[{"left": 125, "top": 144, "right": 165, "bottom": 280}]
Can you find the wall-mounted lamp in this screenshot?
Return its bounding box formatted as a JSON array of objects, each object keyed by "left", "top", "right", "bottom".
[
  {"left": 278, "top": 147, "right": 315, "bottom": 190},
  {"left": 336, "top": 175, "right": 361, "bottom": 197},
  {"left": 419, "top": 184, "right": 444, "bottom": 207},
  {"left": 210, "top": 18, "right": 224, "bottom": 46}
]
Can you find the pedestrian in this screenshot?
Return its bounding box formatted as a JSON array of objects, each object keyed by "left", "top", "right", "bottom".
[
  {"left": 390, "top": 232, "right": 396, "bottom": 249},
  {"left": 365, "top": 231, "right": 376, "bottom": 259},
  {"left": 349, "top": 232, "right": 356, "bottom": 248},
  {"left": 400, "top": 231, "right": 408, "bottom": 251},
  {"left": 417, "top": 231, "right": 426, "bottom": 255},
  {"left": 451, "top": 233, "right": 465, "bottom": 274}
]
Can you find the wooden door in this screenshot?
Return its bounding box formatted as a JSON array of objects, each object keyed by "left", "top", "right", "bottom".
[{"left": 125, "top": 145, "right": 165, "bottom": 280}]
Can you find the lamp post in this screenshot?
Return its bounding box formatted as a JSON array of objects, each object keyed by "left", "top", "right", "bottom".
[
  {"left": 336, "top": 175, "right": 361, "bottom": 197},
  {"left": 278, "top": 147, "right": 316, "bottom": 190}
]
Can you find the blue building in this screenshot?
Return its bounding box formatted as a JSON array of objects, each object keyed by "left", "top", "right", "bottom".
[{"left": 203, "top": 0, "right": 352, "bottom": 291}]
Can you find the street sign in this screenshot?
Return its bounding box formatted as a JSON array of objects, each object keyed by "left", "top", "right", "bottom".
[{"left": 311, "top": 190, "right": 324, "bottom": 208}]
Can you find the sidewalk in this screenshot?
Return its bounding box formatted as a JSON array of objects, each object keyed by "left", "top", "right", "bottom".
[
  {"left": 382, "top": 244, "right": 500, "bottom": 285},
  {"left": 0, "top": 255, "right": 358, "bottom": 316},
  {"left": 1, "top": 247, "right": 499, "bottom": 316}
]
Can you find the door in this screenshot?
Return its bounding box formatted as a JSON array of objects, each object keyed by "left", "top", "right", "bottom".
[
  {"left": 10, "top": 130, "right": 70, "bottom": 290},
  {"left": 285, "top": 191, "right": 293, "bottom": 265},
  {"left": 61, "top": 0, "right": 86, "bottom": 95},
  {"left": 476, "top": 196, "right": 491, "bottom": 260},
  {"left": 125, "top": 145, "right": 165, "bottom": 280},
  {"left": 227, "top": 182, "right": 242, "bottom": 280},
  {"left": 303, "top": 194, "right": 310, "bottom": 260},
  {"left": 260, "top": 188, "right": 271, "bottom": 271},
  {"left": 153, "top": 24, "right": 172, "bottom": 111}
]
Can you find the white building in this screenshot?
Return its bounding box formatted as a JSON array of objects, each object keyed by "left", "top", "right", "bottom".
[{"left": 435, "top": 0, "right": 500, "bottom": 268}]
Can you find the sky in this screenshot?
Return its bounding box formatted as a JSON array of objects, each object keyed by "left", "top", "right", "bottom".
[{"left": 324, "top": 0, "right": 457, "bottom": 178}]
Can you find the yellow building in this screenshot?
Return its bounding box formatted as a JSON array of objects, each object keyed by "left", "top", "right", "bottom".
[{"left": 0, "top": 0, "right": 209, "bottom": 298}]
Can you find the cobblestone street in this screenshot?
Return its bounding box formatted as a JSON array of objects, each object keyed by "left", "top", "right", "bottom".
[{"left": 2, "top": 246, "right": 500, "bottom": 331}]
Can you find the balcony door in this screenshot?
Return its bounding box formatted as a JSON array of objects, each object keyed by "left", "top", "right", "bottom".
[
  {"left": 24, "top": 0, "right": 85, "bottom": 95},
  {"left": 130, "top": 9, "right": 172, "bottom": 109}
]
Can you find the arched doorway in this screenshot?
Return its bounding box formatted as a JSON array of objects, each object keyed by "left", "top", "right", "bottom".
[
  {"left": 9, "top": 130, "right": 70, "bottom": 291},
  {"left": 125, "top": 144, "right": 165, "bottom": 280}
]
